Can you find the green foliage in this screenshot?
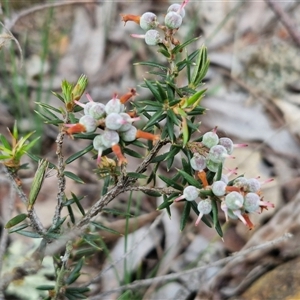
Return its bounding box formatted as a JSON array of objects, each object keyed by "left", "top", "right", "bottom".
[
  {"left": 0, "top": 1, "right": 274, "bottom": 299},
  {"left": 0, "top": 122, "right": 39, "bottom": 168}
]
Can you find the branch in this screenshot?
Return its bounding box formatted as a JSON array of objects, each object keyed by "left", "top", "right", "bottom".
[
  {"left": 51, "top": 126, "right": 67, "bottom": 228},
  {"left": 4, "top": 1, "right": 100, "bottom": 31},
  {"left": 123, "top": 185, "right": 180, "bottom": 195},
  {"left": 0, "top": 176, "right": 16, "bottom": 297},
  {"left": 0, "top": 21, "right": 23, "bottom": 69},
  {"left": 89, "top": 233, "right": 293, "bottom": 298},
  {"left": 2, "top": 166, "right": 45, "bottom": 235},
  {"left": 265, "top": 0, "right": 300, "bottom": 47},
  {"left": 75, "top": 138, "right": 171, "bottom": 229},
  {"left": 81, "top": 211, "right": 166, "bottom": 287}
]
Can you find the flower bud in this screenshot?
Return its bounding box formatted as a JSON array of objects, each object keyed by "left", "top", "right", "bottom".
[
  {"left": 233, "top": 177, "right": 248, "bottom": 188},
  {"left": 246, "top": 178, "right": 261, "bottom": 193},
  {"left": 202, "top": 131, "right": 219, "bottom": 148},
  {"left": 190, "top": 153, "right": 206, "bottom": 171},
  {"left": 71, "top": 74, "right": 88, "bottom": 101},
  {"left": 119, "top": 125, "right": 137, "bottom": 142},
  {"left": 243, "top": 192, "right": 260, "bottom": 213},
  {"left": 140, "top": 12, "right": 158, "bottom": 30},
  {"left": 212, "top": 180, "right": 227, "bottom": 196},
  {"left": 65, "top": 115, "right": 98, "bottom": 135},
  {"left": 164, "top": 11, "right": 182, "bottom": 29},
  {"left": 89, "top": 103, "right": 106, "bottom": 120},
  {"left": 208, "top": 145, "right": 229, "bottom": 164},
  {"left": 175, "top": 185, "right": 199, "bottom": 202},
  {"left": 136, "top": 130, "right": 160, "bottom": 141},
  {"left": 195, "top": 199, "right": 212, "bottom": 226},
  {"left": 145, "top": 29, "right": 162, "bottom": 46},
  {"left": 79, "top": 115, "right": 97, "bottom": 133},
  {"left": 105, "top": 113, "right": 123, "bottom": 130},
  {"left": 118, "top": 113, "right": 140, "bottom": 132},
  {"left": 184, "top": 186, "right": 199, "bottom": 201},
  {"left": 206, "top": 159, "right": 220, "bottom": 172},
  {"left": 105, "top": 94, "right": 125, "bottom": 115},
  {"left": 167, "top": 3, "right": 185, "bottom": 18},
  {"left": 93, "top": 135, "right": 107, "bottom": 163},
  {"left": 225, "top": 191, "right": 244, "bottom": 210},
  {"left": 101, "top": 129, "right": 120, "bottom": 148},
  {"left": 219, "top": 137, "right": 233, "bottom": 154}
]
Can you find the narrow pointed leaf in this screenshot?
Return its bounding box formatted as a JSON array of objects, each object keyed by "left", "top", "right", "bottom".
[
  {"left": 143, "top": 111, "right": 165, "bottom": 129},
  {"left": 91, "top": 221, "right": 121, "bottom": 236},
  {"left": 67, "top": 205, "right": 76, "bottom": 224},
  {"left": 177, "top": 169, "right": 202, "bottom": 188},
  {"left": 28, "top": 159, "right": 49, "bottom": 211},
  {"left": 158, "top": 175, "right": 183, "bottom": 190},
  {"left": 17, "top": 230, "right": 42, "bottom": 238},
  {"left": 5, "top": 213, "right": 27, "bottom": 229},
  {"left": 71, "top": 192, "right": 85, "bottom": 216},
  {"left": 127, "top": 172, "right": 148, "bottom": 179},
  {"left": 0, "top": 134, "right": 11, "bottom": 150},
  {"left": 142, "top": 190, "right": 161, "bottom": 197},
  {"left": 172, "top": 37, "right": 199, "bottom": 55},
  {"left": 35, "top": 102, "right": 61, "bottom": 113},
  {"left": 144, "top": 79, "right": 162, "bottom": 102},
  {"left": 65, "top": 144, "right": 93, "bottom": 164},
  {"left": 123, "top": 148, "right": 143, "bottom": 158},
  {"left": 180, "top": 201, "right": 191, "bottom": 231},
  {"left": 8, "top": 223, "right": 29, "bottom": 233},
  {"left": 134, "top": 61, "right": 168, "bottom": 71},
  {"left": 64, "top": 171, "right": 85, "bottom": 184}
]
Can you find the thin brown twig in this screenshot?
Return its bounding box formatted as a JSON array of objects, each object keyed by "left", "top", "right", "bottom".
[
  {"left": 75, "top": 138, "right": 171, "bottom": 229},
  {"left": 89, "top": 233, "right": 292, "bottom": 299},
  {"left": 81, "top": 211, "right": 166, "bottom": 287},
  {"left": 0, "top": 21, "right": 23, "bottom": 69},
  {"left": 264, "top": 0, "right": 300, "bottom": 48},
  {"left": 0, "top": 177, "right": 16, "bottom": 287},
  {"left": 4, "top": 1, "right": 99, "bottom": 31},
  {"left": 52, "top": 126, "right": 67, "bottom": 228},
  {"left": 2, "top": 166, "right": 45, "bottom": 235}
]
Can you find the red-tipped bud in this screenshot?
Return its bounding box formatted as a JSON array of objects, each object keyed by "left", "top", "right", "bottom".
[
  {"left": 120, "top": 14, "right": 140, "bottom": 26},
  {"left": 65, "top": 123, "right": 86, "bottom": 135},
  {"left": 111, "top": 144, "right": 127, "bottom": 166},
  {"left": 136, "top": 130, "right": 159, "bottom": 141},
  {"left": 119, "top": 88, "right": 137, "bottom": 104},
  {"left": 242, "top": 213, "right": 254, "bottom": 230},
  {"left": 65, "top": 115, "right": 97, "bottom": 135},
  {"left": 120, "top": 125, "right": 137, "bottom": 142},
  {"left": 197, "top": 170, "right": 208, "bottom": 187}
]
